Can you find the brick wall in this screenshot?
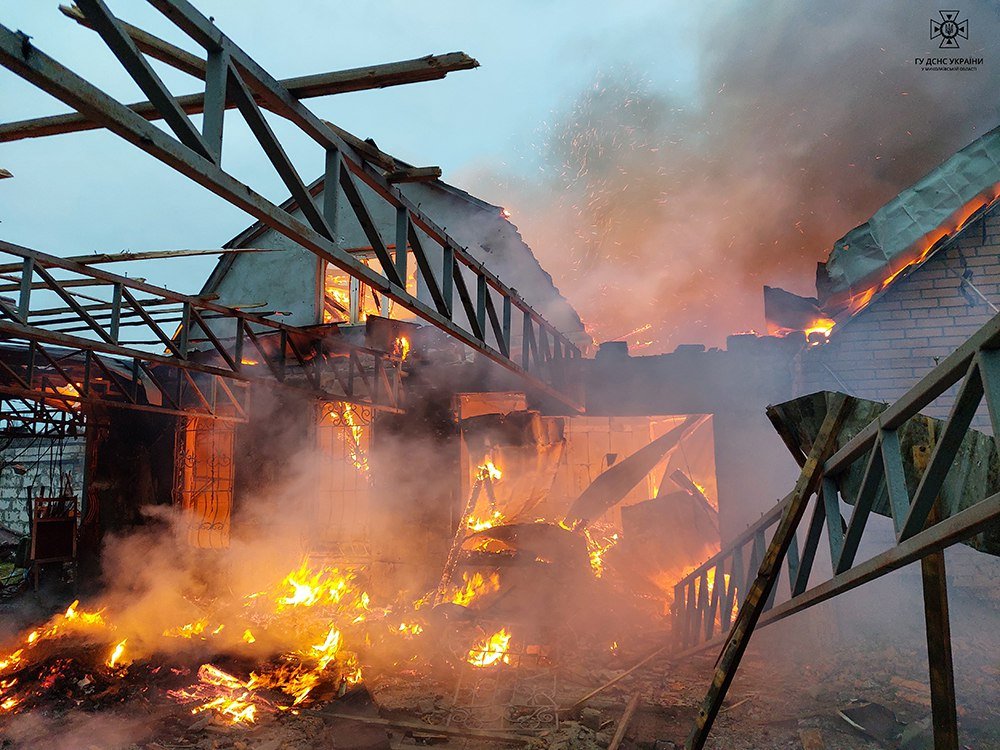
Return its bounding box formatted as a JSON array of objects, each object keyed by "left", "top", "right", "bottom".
[
  {"left": 798, "top": 203, "right": 1000, "bottom": 593},
  {"left": 0, "top": 439, "right": 86, "bottom": 536},
  {"left": 798, "top": 204, "right": 1000, "bottom": 430}
]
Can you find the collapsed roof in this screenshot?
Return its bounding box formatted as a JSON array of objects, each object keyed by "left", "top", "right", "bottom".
[
  {"left": 766, "top": 124, "right": 1000, "bottom": 334},
  {"left": 202, "top": 172, "right": 591, "bottom": 350}
]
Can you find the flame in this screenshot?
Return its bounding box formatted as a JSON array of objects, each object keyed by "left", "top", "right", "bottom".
[
  {"left": 0, "top": 650, "right": 24, "bottom": 675},
  {"left": 106, "top": 639, "right": 128, "bottom": 669},
  {"left": 466, "top": 627, "right": 512, "bottom": 668},
  {"left": 467, "top": 509, "right": 504, "bottom": 532},
  {"left": 170, "top": 665, "right": 261, "bottom": 725},
  {"left": 246, "top": 623, "right": 361, "bottom": 706},
  {"left": 0, "top": 600, "right": 109, "bottom": 679},
  {"left": 320, "top": 402, "right": 370, "bottom": 473},
  {"left": 584, "top": 530, "right": 619, "bottom": 578},
  {"left": 448, "top": 571, "right": 501, "bottom": 607},
  {"left": 477, "top": 459, "right": 502, "bottom": 482},
  {"left": 704, "top": 569, "right": 739, "bottom": 621},
  {"left": 396, "top": 622, "right": 423, "bottom": 638},
  {"left": 804, "top": 317, "right": 835, "bottom": 343},
  {"left": 394, "top": 335, "right": 410, "bottom": 361},
  {"left": 63, "top": 600, "right": 105, "bottom": 626},
  {"left": 844, "top": 190, "right": 999, "bottom": 318},
  {"left": 342, "top": 404, "right": 369, "bottom": 473},
  {"left": 323, "top": 271, "right": 353, "bottom": 324},
  {"left": 0, "top": 558, "right": 381, "bottom": 724},
  {"left": 53, "top": 382, "right": 82, "bottom": 408},
  {"left": 240, "top": 357, "right": 259, "bottom": 366},
  {"left": 277, "top": 561, "right": 355, "bottom": 610},
  {"left": 163, "top": 619, "right": 209, "bottom": 639}
]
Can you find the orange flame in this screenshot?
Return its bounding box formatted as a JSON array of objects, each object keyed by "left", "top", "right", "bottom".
[
  {"left": 106, "top": 639, "right": 128, "bottom": 669},
  {"left": 844, "top": 191, "right": 999, "bottom": 318},
  {"left": 477, "top": 459, "right": 502, "bottom": 482},
  {"left": 467, "top": 509, "right": 504, "bottom": 532},
  {"left": 394, "top": 335, "right": 411, "bottom": 361},
  {"left": 163, "top": 619, "right": 209, "bottom": 639},
  {"left": 804, "top": 317, "right": 835, "bottom": 343},
  {"left": 584, "top": 530, "right": 619, "bottom": 578},
  {"left": 467, "top": 627, "right": 512, "bottom": 668},
  {"left": 448, "top": 571, "right": 501, "bottom": 607}
]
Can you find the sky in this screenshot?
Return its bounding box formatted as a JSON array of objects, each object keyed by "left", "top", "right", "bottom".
[{"left": 1, "top": 1, "right": 998, "bottom": 351}]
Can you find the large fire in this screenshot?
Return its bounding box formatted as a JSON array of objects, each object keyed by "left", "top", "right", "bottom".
[
  {"left": 0, "top": 550, "right": 529, "bottom": 730},
  {"left": 0, "top": 559, "right": 373, "bottom": 725}
]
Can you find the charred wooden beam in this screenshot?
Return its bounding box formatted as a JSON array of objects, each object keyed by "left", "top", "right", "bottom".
[
  {"left": 0, "top": 246, "right": 271, "bottom": 275},
  {"left": 386, "top": 165, "right": 443, "bottom": 183},
  {"left": 0, "top": 6, "right": 478, "bottom": 144},
  {"left": 60, "top": 3, "right": 205, "bottom": 77},
  {"left": 0, "top": 240, "right": 404, "bottom": 412},
  {"left": 0, "top": 6, "right": 580, "bottom": 409}
]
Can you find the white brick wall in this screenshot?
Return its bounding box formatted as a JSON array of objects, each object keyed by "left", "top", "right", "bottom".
[{"left": 0, "top": 438, "right": 86, "bottom": 536}]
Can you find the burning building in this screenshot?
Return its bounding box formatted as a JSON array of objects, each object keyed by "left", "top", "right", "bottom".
[{"left": 0, "top": 3, "right": 996, "bottom": 749}]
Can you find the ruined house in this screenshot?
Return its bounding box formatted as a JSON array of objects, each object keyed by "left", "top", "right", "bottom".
[{"left": 0, "top": 5, "right": 996, "bottom": 749}]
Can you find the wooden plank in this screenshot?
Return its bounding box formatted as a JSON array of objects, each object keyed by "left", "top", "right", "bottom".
[
  {"left": 201, "top": 47, "right": 229, "bottom": 161},
  {"left": 337, "top": 166, "right": 403, "bottom": 288},
  {"left": 60, "top": 3, "right": 206, "bottom": 77},
  {"left": 900, "top": 359, "right": 984, "bottom": 540},
  {"left": 921, "top": 506, "right": 959, "bottom": 750},
  {"left": 836, "top": 437, "right": 884, "bottom": 573},
  {"left": 228, "top": 61, "right": 334, "bottom": 240},
  {"left": 3, "top": 9, "right": 479, "bottom": 144},
  {"left": 880, "top": 428, "right": 911, "bottom": 535},
  {"left": 792, "top": 496, "right": 825, "bottom": 596},
  {"left": 386, "top": 166, "right": 442, "bottom": 183},
  {"left": 607, "top": 693, "right": 642, "bottom": 750},
  {"left": 75, "top": 0, "right": 212, "bottom": 159},
  {"left": 308, "top": 710, "right": 533, "bottom": 744}
]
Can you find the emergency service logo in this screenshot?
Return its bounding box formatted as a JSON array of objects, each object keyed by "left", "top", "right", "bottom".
[{"left": 930, "top": 10, "right": 968, "bottom": 48}]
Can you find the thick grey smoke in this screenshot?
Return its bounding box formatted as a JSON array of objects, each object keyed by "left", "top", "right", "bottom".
[{"left": 473, "top": 0, "right": 999, "bottom": 352}]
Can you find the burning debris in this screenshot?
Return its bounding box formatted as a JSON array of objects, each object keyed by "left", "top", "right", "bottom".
[{"left": 0, "top": 400, "right": 723, "bottom": 747}]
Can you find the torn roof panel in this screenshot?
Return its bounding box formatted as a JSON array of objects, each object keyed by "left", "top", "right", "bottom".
[{"left": 816, "top": 124, "right": 1000, "bottom": 321}]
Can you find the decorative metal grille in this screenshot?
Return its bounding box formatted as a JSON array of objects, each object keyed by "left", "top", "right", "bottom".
[
  {"left": 311, "top": 402, "right": 373, "bottom": 554},
  {"left": 174, "top": 415, "right": 235, "bottom": 549},
  {"left": 441, "top": 635, "right": 558, "bottom": 733},
  {"left": 445, "top": 664, "right": 559, "bottom": 732}
]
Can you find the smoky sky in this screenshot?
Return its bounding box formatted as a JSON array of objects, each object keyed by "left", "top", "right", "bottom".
[
  {"left": 1, "top": 1, "right": 998, "bottom": 354},
  {"left": 468, "top": 0, "right": 1000, "bottom": 352}
]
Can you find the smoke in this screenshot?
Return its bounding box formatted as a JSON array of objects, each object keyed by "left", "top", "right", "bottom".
[
  {"left": 4, "top": 709, "right": 154, "bottom": 750},
  {"left": 468, "top": 0, "right": 999, "bottom": 352}
]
